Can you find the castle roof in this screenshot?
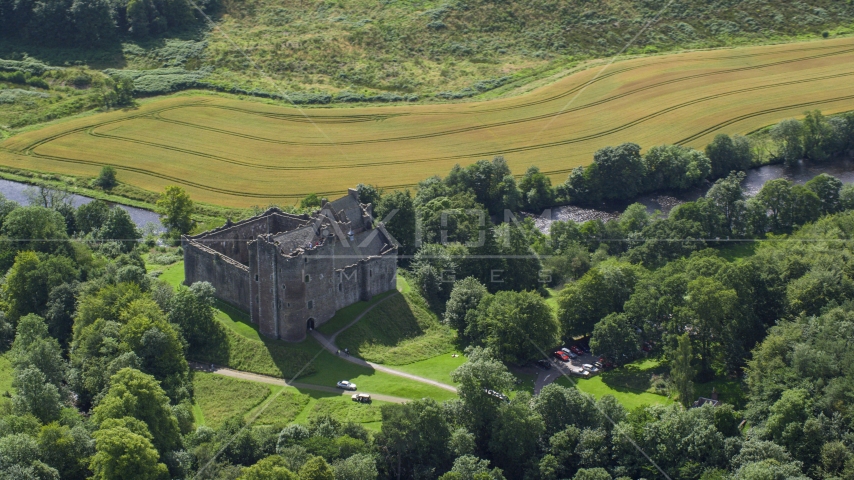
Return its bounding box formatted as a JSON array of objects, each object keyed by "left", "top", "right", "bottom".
[
  {"left": 272, "top": 225, "right": 319, "bottom": 253},
  {"left": 327, "top": 190, "right": 368, "bottom": 225}
]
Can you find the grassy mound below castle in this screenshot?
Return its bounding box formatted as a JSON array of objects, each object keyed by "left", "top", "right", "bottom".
[{"left": 335, "top": 291, "right": 456, "bottom": 366}]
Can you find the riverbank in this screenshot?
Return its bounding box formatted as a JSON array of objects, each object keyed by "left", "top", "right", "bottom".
[
  {"left": 0, "top": 163, "right": 251, "bottom": 232},
  {"left": 530, "top": 157, "right": 854, "bottom": 232}
]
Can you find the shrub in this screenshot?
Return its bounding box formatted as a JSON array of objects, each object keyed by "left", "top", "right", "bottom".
[{"left": 94, "top": 166, "right": 117, "bottom": 190}]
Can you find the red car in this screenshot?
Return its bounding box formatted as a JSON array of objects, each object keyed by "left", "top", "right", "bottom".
[
  {"left": 554, "top": 351, "right": 570, "bottom": 362},
  {"left": 570, "top": 346, "right": 584, "bottom": 355}
]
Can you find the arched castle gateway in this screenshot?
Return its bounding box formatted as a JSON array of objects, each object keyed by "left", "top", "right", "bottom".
[{"left": 182, "top": 189, "right": 398, "bottom": 342}]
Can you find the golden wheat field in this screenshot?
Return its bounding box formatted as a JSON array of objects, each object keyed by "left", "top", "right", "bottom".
[{"left": 2, "top": 37, "right": 854, "bottom": 208}]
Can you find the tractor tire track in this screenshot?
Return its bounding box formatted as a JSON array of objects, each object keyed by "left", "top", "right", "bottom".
[
  {"left": 151, "top": 69, "right": 854, "bottom": 148},
  {"left": 23, "top": 91, "right": 854, "bottom": 200},
  {"left": 15, "top": 43, "right": 854, "bottom": 154},
  {"left": 82, "top": 72, "right": 854, "bottom": 173}
]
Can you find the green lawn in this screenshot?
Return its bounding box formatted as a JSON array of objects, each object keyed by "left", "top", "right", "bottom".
[
  {"left": 393, "top": 352, "right": 467, "bottom": 386},
  {"left": 249, "top": 387, "right": 312, "bottom": 429},
  {"left": 159, "top": 261, "right": 185, "bottom": 289},
  {"left": 194, "top": 372, "right": 391, "bottom": 430},
  {"left": 297, "top": 349, "right": 458, "bottom": 402},
  {"left": 557, "top": 376, "right": 674, "bottom": 410},
  {"left": 316, "top": 290, "right": 396, "bottom": 336},
  {"left": 193, "top": 372, "right": 273, "bottom": 428},
  {"left": 0, "top": 353, "right": 14, "bottom": 395},
  {"left": 555, "top": 357, "right": 674, "bottom": 409},
  {"left": 336, "top": 292, "right": 456, "bottom": 365}
]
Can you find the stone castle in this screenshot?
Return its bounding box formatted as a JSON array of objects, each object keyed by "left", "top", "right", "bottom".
[{"left": 182, "top": 189, "right": 398, "bottom": 342}]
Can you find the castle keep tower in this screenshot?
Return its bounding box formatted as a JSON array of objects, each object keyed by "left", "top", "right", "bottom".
[{"left": 182, "top": 189, "right": 398, "bottom": 342}]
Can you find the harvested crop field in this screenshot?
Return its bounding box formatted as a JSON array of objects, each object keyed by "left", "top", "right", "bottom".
[{"left": 3, "top": 38, "right": 854, "bottom": 207}]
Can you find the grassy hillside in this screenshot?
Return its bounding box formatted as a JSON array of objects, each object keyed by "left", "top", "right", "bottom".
[
  {"left": 4, "top": 37, "right": 854, "bottom": 206},
  {"left": 336, "top": 291, "right": 456, "bottom": 365},
  {"left": 0, "top": 0, "right": 851, "bottom": 137},
  {"left": 201, "top": 0, "right": 854, "bottom": 97}
]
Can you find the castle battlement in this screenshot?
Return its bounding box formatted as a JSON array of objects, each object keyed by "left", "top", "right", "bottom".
[{"left": 182, "top": 190, "right": 398, "bottom": 342}]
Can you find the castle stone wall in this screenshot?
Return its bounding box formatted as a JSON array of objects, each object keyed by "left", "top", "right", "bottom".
[
  {"left": 182, "top": 238, "right": 251, "bottom": 311},
  {"left": 193, "top": 212, "right": 307, "bottom": 265},
  {"left": 184, "top": 194, "right": 397, "bottom": 343}
]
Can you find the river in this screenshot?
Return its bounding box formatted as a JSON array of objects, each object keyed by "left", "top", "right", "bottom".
[
  {"left": 531, "top": 158, "right": 854, "bottom": 232},
  {"left": 0, "top": 178, "right": 164, "bottom": 232}
]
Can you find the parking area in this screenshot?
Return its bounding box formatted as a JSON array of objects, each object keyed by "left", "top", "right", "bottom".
[{"left": 546, "top": 344, "right": 612, "bottom": 377}]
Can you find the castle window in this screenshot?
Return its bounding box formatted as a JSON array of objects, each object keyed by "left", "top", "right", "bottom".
[
  {"left": 308, "top": 300, "right": 314, "bottom": 309},
  {"left": 287, "top": 303, "right": 290, "bottom": 308},
  {"left": 255, "top": 274, "right": 259, "bottom": 281},
  {"left": 369, "top": 269, "right": 372, "bottom": 277},
  {"left": 305, "top": 275, "right": 310, "bottom": 283},
  {"left": 338, "top": 283, "right": 343, "bottom": 292},
  {"left": 282, "top": 284, "right": 286, "bottom": 290}
]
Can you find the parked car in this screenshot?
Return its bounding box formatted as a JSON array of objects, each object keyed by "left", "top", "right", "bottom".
[
  {"left": 582, "top": 363, "right": 600, "bottom": 373},
  {"left": 576, "top": 370, "right": 591, "bottom": 377},
  {"left": 580, "top": 344, "right": 591, "bottom": 353},
  {"left": 351, "top": 393, "right": 371, "bottom": 403},
  {"left": 562, "top": 348, "right": 578, "bottom": 359},
  {"left": 642, "top": 342, "right": 653, "bottom": 352},
  {"left": 337, "top": 380, "right": 357, "bottom": 390},
  {"left": 484, "top": 389, "right": 509, "bottom": 402},
  {"left": 594, "top": 361, "right": 603, "bottom": 369},
  {"left": 554, "top": 351, "right": 570, "bottom": 362},
  {"left": 570, "top": 345, "right": 584, "bottom": 355},
  {"left": 536, "top": 359, "right": 552, "bottom": 370}
]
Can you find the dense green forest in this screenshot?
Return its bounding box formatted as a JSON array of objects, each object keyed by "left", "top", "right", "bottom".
[{"left": 1, "top": 109, "right": 854, "bottom": 479}]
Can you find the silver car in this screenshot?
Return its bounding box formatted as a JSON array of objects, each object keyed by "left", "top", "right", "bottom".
[
  {"left": 337, "top": 380, "right": 357, "bottom": 390},
  {"left": 561, "top": 347, "right": 578, "bottom": 359}
]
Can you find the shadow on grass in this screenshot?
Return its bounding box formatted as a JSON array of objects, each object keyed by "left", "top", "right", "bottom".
[
  {"left": 316, "top": 290, "right": 396, "bottom": 336},
  {"left": 191, "top": 300, "right": 322, "bottom": 379},
  {"left": 339, "top": 294, "right": 427, "bottom": 350},
  {"left": 598, "top": 357, "right": 668, "bottom": 394}
]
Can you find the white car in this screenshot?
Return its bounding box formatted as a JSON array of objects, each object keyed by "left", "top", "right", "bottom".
[
  {"left": 337, "top": 380, "right": 357, "bottom": 390},
  {"left": 582, "top": 364, "right": 600, "bottom": 373}
]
